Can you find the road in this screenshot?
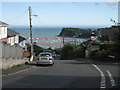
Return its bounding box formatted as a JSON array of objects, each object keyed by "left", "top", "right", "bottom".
[{"left": 2, "top": 59, "right": 120, "bottom": 89}]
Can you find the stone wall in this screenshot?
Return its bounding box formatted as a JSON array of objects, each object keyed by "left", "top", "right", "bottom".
[{"left": 1, "top": 58, "right": 29, "bottom": 69}]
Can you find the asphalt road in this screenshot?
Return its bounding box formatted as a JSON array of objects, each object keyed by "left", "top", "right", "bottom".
[{"left": 2, "top": 59, "right": 120, "bottom": 89}]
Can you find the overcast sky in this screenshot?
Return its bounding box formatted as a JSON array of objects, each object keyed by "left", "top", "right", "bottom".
[{"left": 1, "top": 2, "right": 118, "bottom": 27}]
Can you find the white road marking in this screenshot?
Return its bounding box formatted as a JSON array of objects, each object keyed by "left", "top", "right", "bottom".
[
  {"left": 106, "top": 70, "right": 116, "bottom": 87},
  {"left": 92, "top": 64, "right": 106, "bottom": 89}
]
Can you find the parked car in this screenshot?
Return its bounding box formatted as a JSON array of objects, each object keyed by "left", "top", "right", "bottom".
[
  {"left": 43, "top": 50, "right": 52, "bottom": 54},
  {"left": 52, "top": 52, "right": 57, "bottom": 58},
  {"left": 43, "top": 50, "right": 56, "bottom": 58},
  {"left": 36, "top": 52, "right": 54, "bottom": 66}
]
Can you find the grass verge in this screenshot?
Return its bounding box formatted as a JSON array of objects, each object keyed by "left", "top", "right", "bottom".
[{"left": 12, "top": 63, "right": 26, "bottom": 69}]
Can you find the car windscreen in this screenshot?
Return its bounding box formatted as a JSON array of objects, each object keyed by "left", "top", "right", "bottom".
[{"left": 40, "top": 54, "right": 51, "bottom": 57}]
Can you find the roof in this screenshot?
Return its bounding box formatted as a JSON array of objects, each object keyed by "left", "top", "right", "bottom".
[
  {"left": 0, "top": 21, "right": 9, "bottom": 26},
  {"left": 7, "top": 28, "right": 26, "bottom": 42},
  {"left": 19, "top": 36, "right": 26, "bottom": 42},
  {"left": 7, "top": 29, "right": 19, "bottom": 37}
]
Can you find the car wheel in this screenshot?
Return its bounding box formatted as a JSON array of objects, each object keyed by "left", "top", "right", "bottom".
[
  {"left": 36, "top": 64, "right": 39, "bottom": 66},
  {"left": 50, "top": 64, "right": 53, "bottom": 66}
]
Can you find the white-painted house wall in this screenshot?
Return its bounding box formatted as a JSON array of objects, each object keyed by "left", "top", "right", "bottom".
[
  {"left": 7, "top": 35, "right": 19, "bottom": 46},
  {"left": 0, "top": 21, "right": 19, "bottom": 46},
  {"left": 0, "top": 26, "right": 7, "bottom": 40},
  {"left": 14, "top": 34, "right": 19, "bottom": 44}
]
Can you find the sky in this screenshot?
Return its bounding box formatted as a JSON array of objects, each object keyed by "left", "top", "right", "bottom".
[
  {"left": 118, "top": 2, "right": 120, "bottom": 23},
  {"left": 1, "top": 1, "right": 118, "bottom": 27}
]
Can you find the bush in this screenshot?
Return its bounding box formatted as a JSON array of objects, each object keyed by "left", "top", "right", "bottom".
[
  {"left": 61, "top": 44, "right": 76, "bottom": 60},
  {"left": 99, "top": 42, "right": 115, "bottom": 50},
  {"left": 90, "top": 49, "right": 108, "bottom": 60},
  {"left": 95, "top": 50, "right": 107, "bottom": 59},
  {"left": 54, "top": 48, "right": 61, "bottom": 55},
  {"left": 73, "top": 46, "right": 85, "bottom": 58},
  {"left": 60, "top": 44, "right": 85, "bottom": 60},
  {"left": 99, "top": 42, "right": 120, "bottom": 59},
  {"left": 90, "top": 50, "right": 98, "bottom": 59}
]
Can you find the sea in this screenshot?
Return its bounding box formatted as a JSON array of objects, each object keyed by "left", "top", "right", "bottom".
[
  {"left": 8, "top": 26, "right": 100, "bottom": 49},
  {"left": 8, "top": 26, "right": 62, "bottom": 38},
  {"left": 8, "top": 26, "right": 100, "bottom": 38}
]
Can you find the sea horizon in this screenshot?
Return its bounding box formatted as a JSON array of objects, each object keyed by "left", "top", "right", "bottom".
[
  {"left": 8, "top": 25, "right": 110, "bottom": 39},
  {"left": 8, "top": 25, "right": 110, "bottom": 29}
]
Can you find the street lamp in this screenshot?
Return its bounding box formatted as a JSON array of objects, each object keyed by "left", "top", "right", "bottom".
[
  {"left": 33, "top": 15, "right": 38, "bottom": 17},
  {"left": 28, "top": 6, "right": 38, "bottom": 61}
]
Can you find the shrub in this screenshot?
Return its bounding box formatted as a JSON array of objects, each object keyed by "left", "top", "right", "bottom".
[
  {"left": 54, "top": 48, "right": 62, "bottom": 55},
  {"left": 90, "top": 50, "right": 108, "bottom": 60},
  {"left": 73, "top": 46, "right": 85, "bottom": 58},
  {"left": 99, "top": 42, "right": 115, "bottom": 50},
  {"left": 95, "top": 50, "right": 107, "bottom": 59},
  {"left": 61, "top": 44, "right": 76, "bottom": 60},
  {"left": 60, "top": 44, "right": 85, "bottom": 60},
  {"left": 90, "top": 50, "right": 98, "bottom": 59}
]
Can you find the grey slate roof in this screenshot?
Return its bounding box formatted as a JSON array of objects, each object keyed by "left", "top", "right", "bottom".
[
  {"left": 7, "top": 29, "right": 26, "bottom": 42},
  {"left": 7, "top": 29, "right": 19, "bottom": 37},
  {"left": 19, "top": 36, "right": 26, "bottom": 42},
  {"left": 0, "top": 21, "right": 9, "bottom": 26}
]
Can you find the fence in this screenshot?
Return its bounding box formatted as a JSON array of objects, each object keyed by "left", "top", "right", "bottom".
[{"left": 0, "top": 42, "right": 23, "bottom": 59}]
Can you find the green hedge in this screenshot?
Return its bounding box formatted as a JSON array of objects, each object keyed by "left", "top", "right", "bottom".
[
  {"left": 99, "top": 42, "right": 116, "bottom": 50},
  {"left": 90, "top": 42, "right": 120, "bottom": 60}
]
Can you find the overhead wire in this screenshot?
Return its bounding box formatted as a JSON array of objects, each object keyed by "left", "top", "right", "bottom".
[{"left": 7, "top": 9, "right": 29, "bottom": 26}]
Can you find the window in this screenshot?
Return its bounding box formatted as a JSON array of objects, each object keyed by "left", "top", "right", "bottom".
[{"left": 40, "top": 54, "right": 51, "bottom": 57}]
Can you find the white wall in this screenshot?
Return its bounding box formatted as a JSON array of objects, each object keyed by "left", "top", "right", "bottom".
[
  {"left": 0, "top": 26, "right": 7, "bottom": 39},
  {"left": 14, "top": 35, "right": 19, "bottom": 44},
  {"left": 7, "top": 35, "right": 19, "bottom": 46}
]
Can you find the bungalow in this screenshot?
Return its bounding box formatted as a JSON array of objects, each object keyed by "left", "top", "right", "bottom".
[{"left": 0, "top": 21, "right": 26, "bottom": 46}]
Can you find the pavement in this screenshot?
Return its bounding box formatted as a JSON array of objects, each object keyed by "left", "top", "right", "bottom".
[
  {"left": 2, "top": 61, "right": 36, "bottom": 76},
  {"left": 2, "top": 59, "right": 120, "bottom": 89}
]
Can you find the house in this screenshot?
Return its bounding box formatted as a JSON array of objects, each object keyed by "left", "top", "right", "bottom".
[
  {"left": 7, "top": 28, "right": 19, "bottom": 45},
  {"left": 0, "top": 21, "right": 26, "bottom": 46},
  {"left": 0, "top": 21, "right": 9, "bottom": 42},
  {"left": 91, "top": 31, "right": 97, "bottom": 41}
]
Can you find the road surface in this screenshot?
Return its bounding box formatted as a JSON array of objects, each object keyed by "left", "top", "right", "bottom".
[{"left": 2, "top": 59, "right": 120, "bottom": 89}]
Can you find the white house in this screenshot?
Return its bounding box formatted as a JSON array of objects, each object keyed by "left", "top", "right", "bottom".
[
  {"left": 0, "top": 21, "right": 26, "bottom": 46},
  {"left": 7, "top": 29, "right": 19, "bottom": 45},
  {"left": 0, "top": 21, "right": 8, "bottom": 42},
  {"left": 91, "top": 31, "right": 97, "bottom": 41}
]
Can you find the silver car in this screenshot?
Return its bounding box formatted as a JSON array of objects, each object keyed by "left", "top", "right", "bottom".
[{"left": 36, "top": 52, "right": 54, "bottom": 66}]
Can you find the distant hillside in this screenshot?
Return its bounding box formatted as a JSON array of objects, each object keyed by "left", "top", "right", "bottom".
[
  {"left": 98, "top": 26, "right": 119, "bottom": 41},
  {"left": 59, "top": 27, "right": 98, "bottom": 38}
]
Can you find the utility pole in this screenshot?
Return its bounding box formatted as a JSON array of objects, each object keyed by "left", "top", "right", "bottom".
[
  {"left": 29, "top": 6, "right": 34, "bottom": 61},
  {"left": 63, "top": 37, "right": 64, "bottom": 46},
  {"left": 62, "top": 34, "right": 65, "bottom": 47}
]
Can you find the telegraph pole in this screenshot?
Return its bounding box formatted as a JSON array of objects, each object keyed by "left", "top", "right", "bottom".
[
  {"left": 63, "top": 36, "right": 64, "bottom": 47},
  {"left": 29, "top": 6, "right": 34, "bottom": 61}
]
